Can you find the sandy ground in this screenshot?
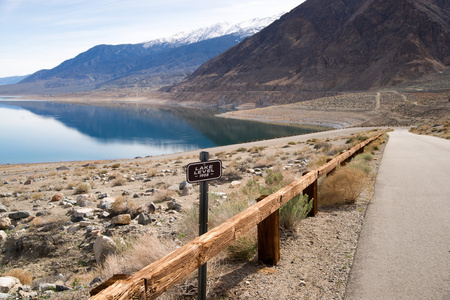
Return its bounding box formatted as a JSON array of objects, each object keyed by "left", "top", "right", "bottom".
[{"left": 0, "top": 126, "right": 387, "bottom": 299}]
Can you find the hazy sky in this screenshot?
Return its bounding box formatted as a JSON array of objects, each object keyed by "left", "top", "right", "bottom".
[{"left": 0, "top": 0, "right": 304, "bottom": 78}]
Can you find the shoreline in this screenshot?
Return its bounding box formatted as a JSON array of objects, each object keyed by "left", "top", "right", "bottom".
[{"left": 0, "top": 127, "right": 385, "bottom": 177}]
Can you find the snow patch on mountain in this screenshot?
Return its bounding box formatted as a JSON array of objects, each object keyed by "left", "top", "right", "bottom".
[{"left": 142, "top": 15, "right": 281, "bottom": 49}]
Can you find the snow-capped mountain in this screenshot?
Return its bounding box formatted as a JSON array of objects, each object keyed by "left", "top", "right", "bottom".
[
  {"left": 143, "top": 16, "right": 280, "bottom": 49},
  {"left": 12, "top": 16, "right": 279, "bottom": 94}
]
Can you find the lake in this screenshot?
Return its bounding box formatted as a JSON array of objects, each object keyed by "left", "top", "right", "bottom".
[{"left": 0, "top": 97, "right": 323, "bottom": 164}]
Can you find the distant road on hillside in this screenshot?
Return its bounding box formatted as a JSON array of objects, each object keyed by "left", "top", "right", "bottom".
[{"left": 346, "top": 128, "right": 450, "bottom": 299}]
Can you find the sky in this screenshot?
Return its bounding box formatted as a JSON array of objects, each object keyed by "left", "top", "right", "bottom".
[{"left": 0, "top": 0, "right": 304, "bottom": 78}]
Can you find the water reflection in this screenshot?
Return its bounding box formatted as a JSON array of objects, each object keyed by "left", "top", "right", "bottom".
[{"left": 0, "top": 98, "right": 321, "bottom": 164}]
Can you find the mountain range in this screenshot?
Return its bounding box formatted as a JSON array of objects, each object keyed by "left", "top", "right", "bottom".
[
  {"left": 167, "top": 0, "right": 450, "bottom": 106},
  {"left": 0, "top": 17, "right": 277, "bottom": 95}
]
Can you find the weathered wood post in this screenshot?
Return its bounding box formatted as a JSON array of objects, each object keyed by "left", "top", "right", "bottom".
[
  {"left": 303, "top": 171, "right": 318, "bottom": 217},
  {"left": 257, "top": 195, "right": 280, "bottom": 265}
]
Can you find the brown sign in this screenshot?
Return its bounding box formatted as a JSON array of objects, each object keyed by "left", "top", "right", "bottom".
[{"left": 186, "top": 160, "right": 222, "bottom": 183}]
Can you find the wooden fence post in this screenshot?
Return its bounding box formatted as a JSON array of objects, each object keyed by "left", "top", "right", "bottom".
[
  {"left": 303, "top": 171, "right": 318, "bottom": 217},
  {"left": 257, "top": 195, "right": 280, "bottom": 265}
]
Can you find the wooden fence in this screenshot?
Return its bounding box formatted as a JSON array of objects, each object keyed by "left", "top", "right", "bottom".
[{"left": 90, "top": 131, "right": 384, "bottom": 299}]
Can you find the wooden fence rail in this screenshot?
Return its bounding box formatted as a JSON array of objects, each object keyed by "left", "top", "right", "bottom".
[{"left": 90, "top": 131, "right": 384, "bottom": 300}]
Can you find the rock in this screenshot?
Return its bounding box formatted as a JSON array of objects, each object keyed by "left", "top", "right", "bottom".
[
  {"left": 98, "top": 198, "right": 114, "bottom": 210},
  {"left": 98, "top": 193, "right": 109, "bottom": 199},
  {"left": 168, "top": 184, "right": 179, "bottom": 191},
  {"left": 79, "top": 221, "right": 91, "bottom": 227},
  {"left": 132, "top": 193, "right": 140, "bottom": 198},
  {"left": 148, "top": 202, "right": 156, "bottom": 214},
  {"left": 38, "top": 283, "right": 56, "bottom": 291},
  {"left": 0, "top": 194, "right": 11, "bottom": 198},
  {"left": 36, "top": 211, "right": 50, "bottom": 217},
  {"left": 56, "top": 166, "right": 70, "bottom": 171},
  {"left": 76, "top": 194, "right": 96, "bottom": 207},
  {"left": 24, "top": 179, "right": 32, "bottom": 185},
  {"left": 0, "top": 292, "right": 10, "bottom": 299},
  {"left": 72, "top": 207, "right": 94, "bottom": 219},
  {"left": 0, "top": 204, "right": 8, "bottom": 213},
  {"left": 51, "top": 193, "right": 64, "bottom": 202},
  {"left": 98, "top": 211, "right": 110, "bottom": 218},
  {"left": 0, "top": 231, "right": 7, "bottom": 241},
  {"left": 89, "top": 277, "right": 102, "bottom": 286},
  {"left": 229, "top": 181, "right": 241, "bottom": 188},
  {"left": 111, "top": 214, "right": 131, "bottom": 225},
  {"left": 137, "top": 212, "right": 152, "bottom": 225},
  {"left": 0, "top": 276, "right": 20, "bottom": 293},
  {"left": 93, "top": 235, "right": 117, "bottom": 263},
  {"left": 181, "top": 183, "right": 193, "bottom": 196},
  {"left": 55, "top": 284, "right": 71, "bottom": 292},
  {"left": 167, "top": 199, "right": 182, "bottom": 212},
  {"left": 8, "top": 211, "right": 30, "bottom": 220},
  {"left": 179, "top": 181, "right": 189, "bottom": 190}
]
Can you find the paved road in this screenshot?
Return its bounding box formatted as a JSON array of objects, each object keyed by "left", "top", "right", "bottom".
[{"left": 346, "top": 128, "right": 450, "bottom": 300}]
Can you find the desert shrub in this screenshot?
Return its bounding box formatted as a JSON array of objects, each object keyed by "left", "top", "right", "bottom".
[
  {"left": 101, "top": 234, "right": 175, "bottom": 279},
  {"left": 280, "top": 194, "right": 312, "bottom": 231},
  {"left": 356, "top": 134, "right": 368, "bottom": 141},
  {"left": 237, "top": 147, "right": 247, "bottom": 152},
  {"left": 309, "top": 154, "right": 328, "bottom": 169},
  {"left": 154, "top": 190, "right": 175, "bottom": 203},
  {"left": 319, "top": 166, "right": 368, "bottom": 206},
  {"left": 313, "top": 140, "right": 332, "bottom": 151},
  {"left": 3, "top": 268, "right": 32, "bottom": 285},
  {"left": 74, "top": 183, "right": 90, "bottom": 194},
  {"left": 358, "top": 153, "right": 373, "bottom": 161},
  {"left": 112, "top": 177, "right": 126, "bottom": 187},
  {"left": 227, "top": 232, "right": 257, "bottom": 261},
  {"left": 348, "top": 160, "right": 372, "bottom": 175},
  {"left": 111, "top": 163, "right": 121, "bottom": 169},
  {"left": 111, "top": 195, "right": 139, "bottom": 216},
  {"left": 219, "top": 167, "right": 243, "bottom": 183}
]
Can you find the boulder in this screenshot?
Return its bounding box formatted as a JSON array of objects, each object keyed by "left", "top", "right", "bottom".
[
  {"left": 181, "top": 183, "right": 193, "bottom": 196},
  {"left": 0, "top": 204, "right": 8, "bottom": 213},
  {"left": 98, "top": 193, "right": 109, "bottom": 199},
  {"left": 76, "top": 194, "right": 96, "bottom": 207},
  {"left": 148, "top": 202, "right": 156, "bottom": 214},
  {"left": 93, "top": 235, "right": 117, "bottom": 263},
  {"left": 0, "top": 218, "right": 11, "bottom": 230},
  {"left": 0, "top": 276, "right": 20, "bottom": 293},
  {"left": 137, "top": 212, "right": 152, "bottom": 225},
  {"left": 98, "top": 198, "right": 114, "bottom": 210},
  {"left": 8, "top": 211, "right": 30, "bottom": 220},
  {"left": 167, "top": 199, "right": 182, "bottom": 212},
  {"left": 72, "top": 208, "right": 94, "bottom": 219},
  {"left": 111, "top": 214, "right": 131, "bottom": 225},
  {"left": 0, "top": 194, "right": 11, "bottom": 199},
  {"left": 50, "top": 193, "right": 64, "bottom": 202},
  {"left": 229, "top": 181, "right": 241, "bottom": 188}
]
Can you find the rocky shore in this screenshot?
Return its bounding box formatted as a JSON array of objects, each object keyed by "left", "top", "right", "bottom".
[{"left": 0, "top": 127, "right": 388, "bottom": 299}]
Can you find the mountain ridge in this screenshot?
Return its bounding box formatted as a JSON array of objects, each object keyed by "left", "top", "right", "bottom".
[
  {"left": 1, "top": 16, "right": 278, "bottom": 95},
  {"left": 167, "top": 0, "right": 450, "bottom": 106}
]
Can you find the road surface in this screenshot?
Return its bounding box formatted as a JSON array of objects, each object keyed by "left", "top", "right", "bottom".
[{"left": 346, "top": 128, "right": 450, "bottom": 300}]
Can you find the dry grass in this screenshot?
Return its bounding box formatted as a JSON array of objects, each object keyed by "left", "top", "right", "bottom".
[
  {"left": 227, "top": 231, "right": 257, "bottom": 261},
  {"left": 3, "top": 268, "right": 33, "bottom": 285},
  {"left": 111, "top": 196, "right": 139, "bottom": 217},
  {"left": 319, "top": 166, "right": 368, "bottom": 206},
  {"left": 100, "top": 234, "right": 176, "bottom": 279}
]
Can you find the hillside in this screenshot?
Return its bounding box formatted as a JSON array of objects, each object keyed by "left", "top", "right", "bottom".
[{"left": 167, "top": 0, "right": 450, "bottom": 107}]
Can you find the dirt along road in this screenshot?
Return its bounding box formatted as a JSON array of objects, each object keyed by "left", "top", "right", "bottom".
[{"left": 345, "top": 128, "right": 450, "bottom": 299}]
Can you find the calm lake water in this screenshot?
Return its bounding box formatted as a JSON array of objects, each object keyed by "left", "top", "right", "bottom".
[{"left": 0, "top": 97, "right": 322, "bottom": 164}]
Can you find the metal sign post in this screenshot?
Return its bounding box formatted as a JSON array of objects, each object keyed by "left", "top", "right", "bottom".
[{"left": 186, "top": 151, "right": 222, "bottom": 300}]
